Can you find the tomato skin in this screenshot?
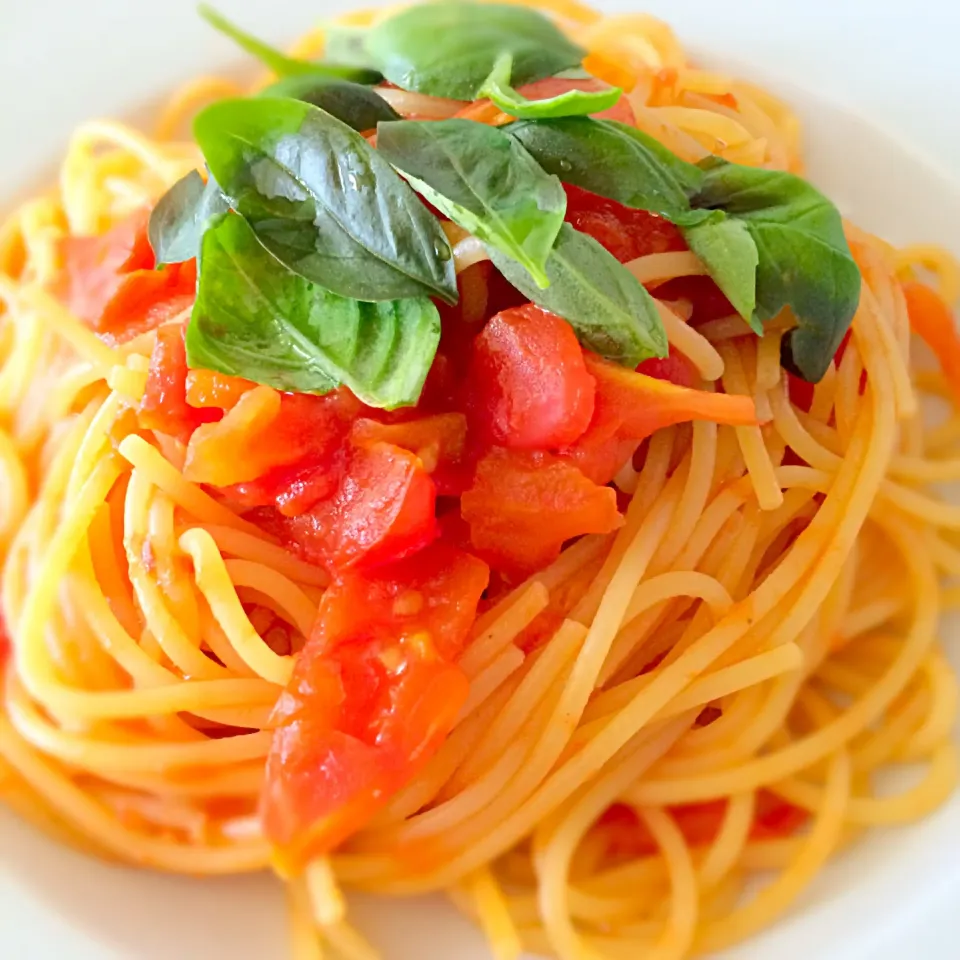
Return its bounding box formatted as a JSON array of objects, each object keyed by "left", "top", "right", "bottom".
[
  {"left": 138, "top": 325, "right": 219, "bottom": 443},
  {"left": 461, "top": 448, "right": 622, "bottom": 575},
  {"left": 465, "top": 305, "right": 596, "bottom": 450},
  {"left": 57, "top": 211, "right": 196, "bottom": 342},
  {"left": 281, "top": 441, "right": 439, "bottom": 571},
  {"left": 185, "top": 368, "right": 255, "bottom": 409},
  {"left": 562, "top": 184, "right": 686, "bottom": 264},
  {"left": 261, "top": 545, "right": 488, "bottom": 871},
  {"left": 515, "top": 77, "right": 636, "bottom": 125}
]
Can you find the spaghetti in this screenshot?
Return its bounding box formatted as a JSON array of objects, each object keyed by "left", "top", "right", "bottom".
[{"left": 1, "top": 3, "right": 959, "bottom": 960}]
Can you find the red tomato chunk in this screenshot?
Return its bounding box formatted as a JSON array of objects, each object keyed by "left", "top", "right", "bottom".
[
  {"left": 465, "top": 304, "right": 595, "bottom": 450},
  {"left": 261, "top": 544, "right": 488, "bottom": 871}
]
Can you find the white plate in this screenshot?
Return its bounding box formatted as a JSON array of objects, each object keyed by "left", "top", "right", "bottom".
[{"left": 2, "top": 2, "right": 959, "bottom": 958}]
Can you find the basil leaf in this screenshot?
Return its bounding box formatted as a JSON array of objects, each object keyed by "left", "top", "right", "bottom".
[
  {"left": 377, "top": 118, "right": 566, "bottom": 289},
  {"left": 322, "top": 24, "right": 379, "bottom": 71},
  {"left": 478, "top": 54, "right": 621, "bottom": 120},
  {"left": 676, "top": 211, "right": 759, "bottom": 330},
  {"left": 507, "top": 117, "right": 701, "bottom": 217},
  {"left": 258, "top": 75, "right": 400, "bottom": 132},
  {"left": 488, "top": 223, "right": 667, "bottom": 366},
  {"left": 148, "top": 169, "right": 229, "bottom": 265},
  {"left": 188, "top": 215, "right": 440, "bottom": 409},
  {"left": 194, "top": 97, "right": 457, "bottom": 305},
  {"left": 365, "top": 2, "right": 585, "bottom": 99},
  {"left": 695, "top": 159, "right": 861, "bottom": 382},
  {"left": 199, "top": 4, "right": 380, "bottom": 84}
]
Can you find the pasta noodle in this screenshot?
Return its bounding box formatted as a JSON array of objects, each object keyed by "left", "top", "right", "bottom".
[{"left": 1, "top": 3, "right": 959, "bottom": 960}]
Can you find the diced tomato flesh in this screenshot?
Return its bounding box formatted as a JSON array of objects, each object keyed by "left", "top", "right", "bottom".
[
  {"left": 465, "top": 304, "right": 596, "bottom": 450},
  {"left": 562, "top": 184, "right": 687, "bottom": 264},
  {"left": 351, "top": 413, "right": 469, "bottom": 496},
  {"left": 599, "top": 790, "right": 808, "bottom": 859},
  {"left": 636, "top": 348, "right": 698, "bottom": 388},
  {"left": 57, "top": 210, "right": 197, "bottom": 342},
  {"left": 281, "top": 441, "right": 439, "bottom": 571},
  {"left": 261, "top": 544, "right": 488, "bottom": 871},
  {"left": 138, "top": 325, "right": 219, "bottom": 443},
  {"left": 461, "top": 448, "right": 622, "bottom": 575},
  {"left": 185, "top": 368, "right": 256, "bottom": 410}
]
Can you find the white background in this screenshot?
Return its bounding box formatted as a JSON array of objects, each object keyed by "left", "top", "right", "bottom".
[{"left": 0, "top": 2, "right": 959, "bottom": 958}]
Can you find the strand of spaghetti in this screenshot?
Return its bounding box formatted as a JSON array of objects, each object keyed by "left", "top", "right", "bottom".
[
  {"left": 198, "top": 524, "right": 328, "bottom": 587},
  {"left": 698, "top": 791, "right": 755, "bottom": 888},
  {"left": 466, "top": 867, "right": 523, "bottom": 960},
  {"left": 718, "top": 341, "right": 782, "bottom": 510},
  {"left": 776, "top": 742, "right": 958, "bottom": 825},
  {"left": 633, "top": 806, "right": 698, "bottom": 960},
  {"left": 460, "top": 580, "right": 548, "bottom": 677},
  {"left": 180, "top": 529, "right": 294, "bottom": 685},
  {"left": 691, "top": 750, "right": 851, "bottom": 953},
  {"left": 0, "top": 713, "right": 270, "bottom": 872},
  {"left": 626, "top": 251, "right": 707, "bottom": 285},
  {"left": 118, "top": 434, "right": 266, "bottom": 534},
  {"left": 457, "top": 645, "right": 525, "bottom": 721},
  {"left": 222, "top": 558, "right": 317, "bottom": 640},
  {"left": 533, "top": 718, "right": 692, "bottom": 960},
  {"left": 9, "top": 284, "right": 118, "bottom": 368},
  {"left": 654, "top": 302, "right": 724, "bottom": 381}
]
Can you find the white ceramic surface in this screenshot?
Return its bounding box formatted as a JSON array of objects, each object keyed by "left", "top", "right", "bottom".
[{"left": 1, "top": 2, "right": 959, "bottom": 958}]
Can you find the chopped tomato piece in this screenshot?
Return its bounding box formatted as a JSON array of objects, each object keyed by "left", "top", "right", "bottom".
[
  {"left": 562, "top": 184, "right": 686, "bottom": 264},
  {"left": 466, "top": 304, "right": 596, "bottom": 450},
  {"left": 655, "top": 275, "right": 736, "bottom": 325},
  {"left": 57, "top": 210, "right": 196, "bottom": 342},
  {"left": 261, "top": 545, "right": 488, "bottom": 871},
  {"left": 218, "top": 391, "right": 363, "bottom": 516},
  {"left": 461, "top": 448, "right": 621, "bottom": 575},
  {"left": 351, "top": 414, "right": 469, "bottom": 496},
  {"left": 138, "top": 325, "right": 218, "bottom": 443},
  {"left": 96, "top": 260, "right": 197, "bottom": 342},
  {"left": 185, "top": 390, "right": 358, "bottom": 495},
  {"left": 282, "top": 441, "right": 438, "bottom": 571},
  {"left": 636, "top": 348, "right": 697, "bottom": 388},
  {"left": 584, "top": 354, "right": 757, "bottom": 440},
  {"left": 903, "top": 280, "right": 960, "bottom": 404},
  {"left": 599, "top": 791, "right": 807, "bottom": 859},
  {"left": 185, "top": 368, "right": 255, "bottom": 410}
]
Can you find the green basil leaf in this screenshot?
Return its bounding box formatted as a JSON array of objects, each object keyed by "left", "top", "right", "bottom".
[
  {"left": 322, "top": 24, "right": 380, "bottom": 71},
  {"left": 188, "top": 215, "right": 440, "bottom": 409},
  {"left": 695, "top": 159, "right": 861, "bottom": 382},
  {"left": 507, "top": 117, "right": 701, "bottom": 217},
  {"left": 676, "top": 211, "right": 759, "bottom": 330},
  {"left": 365, "top": 1, "right": 585, "bottom": 99},
  {"left": 199, "top": 4, "right": 381, "bottom": 84},
  {"left": 377, "top": 118, "right": 566, "bottom": 289},
  {"left": 488, "top": 223, "right": 667, "bottom": 366},
  {"left": 148, "top": 169, "right": 229, "bottom": 265},
  {"left": 194, "top": 97, "right": 458, "bottom": 305},
  {"left": 258, "top": 75, "right": 400, "bottom": 132},
  {"left": 477, "top": 53, "right": 621, "bottom": 119}
]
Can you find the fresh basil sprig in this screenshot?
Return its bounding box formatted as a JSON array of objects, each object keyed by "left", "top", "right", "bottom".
[
  {"left": 258, "top": 75, "right": 400, "bottom": 132},
  {"left": 364, "top": 2, "right": 585, "bottom": 99},
  {"left": 148, "top": 169, "right": 229, "bottom": 266},
  {"left": 377, "top": 119, "right": 566, "bottom": 288},
  {"left": 477, "top": 54, "right": 622, "bottom": 120},
  {"left": 193, "top": 97, "right": 458, "bottom": 304},
  {"left": 199, "top": 4, "right": 381, "bottom": 84},
  {"left": 488, "top": 223, "right": 668, "bottom": 366},
  {"left": 694, "top": 158, "right": 861, "bottom": 381},
  {"left": 188, "top": 215, "right": 441, "bottom": 408}
]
